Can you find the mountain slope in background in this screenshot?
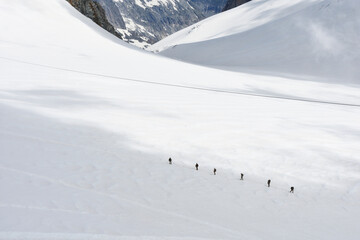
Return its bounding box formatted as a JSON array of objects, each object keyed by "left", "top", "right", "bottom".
[
  {"left": 151, "top": 0, "right": 360, "bottom": 83},
  {"left": 190, "top": 0, "right": 228, "bottom": 16},
  {"left": 68, "top": 0, "right": 233, "bottom": 48},
  {"left": 95, "top": 0, "right": 205, "bottom": 48},
  {"left": 66, "top": 0, "right": 122, "bottom": 38}
]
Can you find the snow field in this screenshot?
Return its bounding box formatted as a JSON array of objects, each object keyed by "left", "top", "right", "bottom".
[{"left": 0, "top": 0, "right": 360, "bottom": 239}]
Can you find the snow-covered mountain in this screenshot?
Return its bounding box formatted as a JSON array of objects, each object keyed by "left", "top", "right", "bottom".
[
  {"left": 93, "top": 0, "right": 203, "bottom": 48},
  {"left": 67, "top": 0, "right": 242, "bottom": 49},
  {"left": 190, "top": 0, "right": 228, "bottom": 16},
  {"left": 151, "top": 0, "right": 360, "bottom": 83},
  {"left": 67, "top": 0, "right": 233, "bottom": 48},
  {"left": 1, "top": 0, "right": 360, "bottom": 239},
  {"left": 88, "top": 0, "right": 227, "bottom": 48}
]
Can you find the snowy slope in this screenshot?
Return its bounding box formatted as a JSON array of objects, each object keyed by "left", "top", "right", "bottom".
[
  {"left": 150, "top": 0, "right": 360, "bottom": 83},
  {"left": 1, "top": 0, "right": 360, "bottom": 240}
]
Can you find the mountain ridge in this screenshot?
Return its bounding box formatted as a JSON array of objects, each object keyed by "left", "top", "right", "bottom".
[
  {"left": 67, "top": 0, "right": 250, "bottom": 48},
  {"left": 223, "top": 0, "right": 251, "bottom": 11},
  {"left": 151, "top": 0, "right": 360, "bottom": 83}
]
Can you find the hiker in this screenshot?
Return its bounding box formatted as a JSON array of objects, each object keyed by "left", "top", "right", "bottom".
[
  {"left": 195, "top": 163, "right": 199, "bottom": 170},
  {"left": 213, "top": 168, "right": 217, "bottom": 175},
  {"left": 290, "top": 186, "right": 294, "bottom": 193},
  {"left": 240, "top": 173, "right": 244, "bottom": 180},
  {"left": 267, "top": 179, "right": 271, "bottom": 187},
  {"left": 168, "top": 158, "right": 172, "bottom": 165}
]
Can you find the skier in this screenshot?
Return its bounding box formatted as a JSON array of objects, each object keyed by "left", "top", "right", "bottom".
[
  {"left": 290, "top": 186, "right": 294, "bottom": 193},
  {"left": 240, "top": 173, "right": 244, "bottom": 180},
  {"left": 213, "top": 168, "right": 217, "bottom": 175},
  {"left": 267, "top": 179, "right": 271, "bottom": 187},
  {"left": 168, "top": 158, "right": 172, "bottom": 165},
  {"left": 195, "top": 163, "right": 199, "bottom": 170}
]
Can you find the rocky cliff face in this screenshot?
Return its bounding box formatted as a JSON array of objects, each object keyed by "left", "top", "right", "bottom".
[
  {"left": 67, "top": 0, "right": 229, "bottom": 48},
  {"left": 95, "top": 0, "right": 206, "bottom": 48},
  {"left": 222, "top": 0, "right": 251, "bottom": 11},
  {"left": 189, "top": 0, "right": 228, "bottom": 17},
  {"left": 67, "top": 0, "right": 122, "bottom": 38}
]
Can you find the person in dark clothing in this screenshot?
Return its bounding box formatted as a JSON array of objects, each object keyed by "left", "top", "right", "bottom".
[
  {"left": 213, "top": 168, "right": 217, "bottom": 175},
  {"left": 240, "top": 173, "right": 244, "bottom": 180},
  {"left": 195, "top": 163, "right": 199, "bottom": 170},
  {"left": 267, "top": 179, "right": 271, "bottom": 187},
  {"left": 168, "top": 158, "right": 172, "bottom": 165},
  {"left": 290, "top": 186, "right": 294, "bottom": 193}
]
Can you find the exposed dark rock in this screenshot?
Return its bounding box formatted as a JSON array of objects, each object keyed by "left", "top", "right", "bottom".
[
  {"left": 95, "top": 0, "right": 126, "bottom": 29},
  {"left": 222, "top": 0, "right": 251, "bottom": 12},
  {"left": 67, "top": 0, "right": 230, "bottom": 48},
  {"left": 189, "top": 0, "right": 228, "bottom": 17},
  {"left": 94, "top": 0, "right": 207, "bottom": 47}
]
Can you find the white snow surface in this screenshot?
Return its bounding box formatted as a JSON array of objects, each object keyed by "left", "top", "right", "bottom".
[
  {"left": 150, "top": 0, "right": 360, "bottom": 83},
  {"left": 0, "top": 0, "right": 360, "bottom": 239}
]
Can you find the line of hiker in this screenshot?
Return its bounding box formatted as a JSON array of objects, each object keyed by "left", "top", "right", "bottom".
[{"left": 168, "top": 157, "right": 295, "bottom": 193}]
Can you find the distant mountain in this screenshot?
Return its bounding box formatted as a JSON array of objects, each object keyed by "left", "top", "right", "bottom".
[
  {"left": 90, "top": 0, "right": 226, "bottom": 48},
  {"left": 222, "top": 0, "right": 251, "bottom": 11},
  {"left": 67, "top": 0, "right": 229, "bottom": 48},
  {"left": 190, "top": 0, "right": 228, "bottom": 17},
  {"left": 95, "top": 0, "right": 205, "bottom": 48}
]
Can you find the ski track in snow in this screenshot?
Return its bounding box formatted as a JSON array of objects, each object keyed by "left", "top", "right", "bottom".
[
  {"left": 0, "top": 165, "right": 244, "bottom": 239},
  {"left": 0, "top": 129, "right": 316, "bottom": 198},
  {"left": 0, "top": 57, "right": 359, "bottom": 108}
]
